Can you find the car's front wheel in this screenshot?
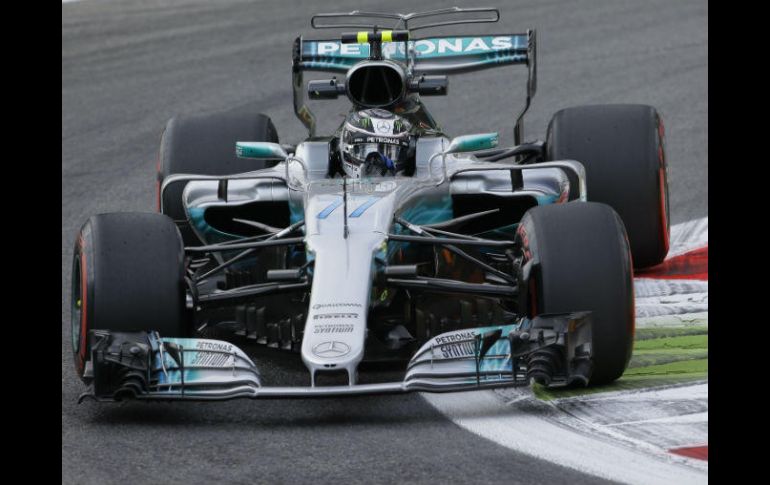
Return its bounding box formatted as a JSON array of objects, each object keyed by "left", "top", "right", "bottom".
[
  {"left": 515, "top": 202, "right": 634, "bottom": 385},
  {"left": 71, "top": 212, "right": 190, "bottom": 380}
]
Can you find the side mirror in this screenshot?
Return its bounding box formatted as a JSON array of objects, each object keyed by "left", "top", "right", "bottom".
[
  {"left": 308, "top": 78, "right": 346, "bottom": 100},
  {"left": 236, "top": 142, "right": 288, "bottom": 160},
  {"left": 445, "top": 133, "right": 499, "bottom": 154}
]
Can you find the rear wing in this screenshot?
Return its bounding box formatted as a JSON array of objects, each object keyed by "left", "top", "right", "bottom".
[
  {"left": 291, "top": 8, "right": 537, "bottom": 144},
  {"left": 297, "top": 34, "right": 532, "bottom": 74}
]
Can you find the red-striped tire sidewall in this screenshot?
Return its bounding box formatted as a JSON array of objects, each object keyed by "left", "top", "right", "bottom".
[
  {"left": 656, "top": 114, "right": 670, "bottom": 255},
  {"left": 72, "top": 221, "right": 95, "bottom": 379}
]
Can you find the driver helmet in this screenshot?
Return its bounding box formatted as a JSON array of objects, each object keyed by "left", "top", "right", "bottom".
[{"left": 339, "top": 109, "right": 414, "bottom": 178}]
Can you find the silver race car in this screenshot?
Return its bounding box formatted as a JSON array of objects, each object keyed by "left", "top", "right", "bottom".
[{"left": 70, "top": 7, "right": 670, "bottom": 402}]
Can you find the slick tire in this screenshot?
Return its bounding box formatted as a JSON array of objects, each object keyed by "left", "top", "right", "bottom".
[
  {"left": 71, "top": 212, "right": 189, "bottom": 380},
  {"left": 158, "top": 103, "right": 280, "bottom": 245},
  {"left": 516, "top": 202, "right": 634, "bottom": 385},
  {"left": 546, "top": 104, "right": 669, "bottom": 268}
]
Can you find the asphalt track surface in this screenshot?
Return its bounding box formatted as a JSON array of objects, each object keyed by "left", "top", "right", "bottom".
[{"left": 62, "top": 1, "right": 707, "bottom": 483}]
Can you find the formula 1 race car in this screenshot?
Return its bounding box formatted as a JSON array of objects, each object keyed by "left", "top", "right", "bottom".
[{"left": 70, "top": 7, "right": 669, "bottom": 402}]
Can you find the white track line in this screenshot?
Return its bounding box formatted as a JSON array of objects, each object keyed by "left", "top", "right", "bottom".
[
  {"left": 545, "top": 383, "right": 708, "bottom": 464},
  {"left": 603, "top": 411, "right": 708, "bottom": 427},
  {"left": 423, "top": 217, "right": 708, "bottom": 484},
  {"left": 422, "top": 390, "right": 707, "bottom": 484}
]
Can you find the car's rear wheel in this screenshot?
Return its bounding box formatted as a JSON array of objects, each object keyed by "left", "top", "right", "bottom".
[
  {"left": 546, "top": 104, "right": 669, "bottom": 268},
  {"left": 71, "top": 212, "right": 190, "bottom": 381},
  {"left": 516, "top": 202, "right": 634, "bottom": 385},
  {"left": 158, "top": 103, "right": 280, "bottom": 245}
]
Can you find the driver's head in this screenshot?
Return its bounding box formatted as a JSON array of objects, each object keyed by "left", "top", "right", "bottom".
[{"left": 339, "top": 109, "right": 414, "bottom": 178}]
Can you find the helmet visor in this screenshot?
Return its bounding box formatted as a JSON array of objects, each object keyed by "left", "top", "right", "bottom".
[{"left": 345, "top": 142, "right": 403, "bottom": 165}]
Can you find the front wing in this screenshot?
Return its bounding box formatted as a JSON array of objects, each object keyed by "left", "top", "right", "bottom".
[{"left": 78, "top": 312, "right": 592, "bottom": 402}]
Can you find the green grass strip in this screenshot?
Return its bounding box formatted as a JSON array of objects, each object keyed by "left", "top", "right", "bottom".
[
  {"left": 624, "top": 358, "right": 707, "bottom": 377},
  {"left": 629, "top": 350, "right": 708, "bottom": 368},
  {"left": 531, "top": 331, "right": 709, "bottom": 400},
  {"left": 635, "top": 326, "right": 708, "bottom": 340},
  {"left": 533, "top": 372, "right": 708, "bottom": 401},
  {"left": 534, "top": 359, "right": 708, "bottom": 400},
  {"left": 633, "top": 334, "right": 707, "bottom": 351}
]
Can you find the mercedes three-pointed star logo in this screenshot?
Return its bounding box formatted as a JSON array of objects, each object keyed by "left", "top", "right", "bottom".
[{"left": 312, "top": 341, "right": 351, "bottom": 358}]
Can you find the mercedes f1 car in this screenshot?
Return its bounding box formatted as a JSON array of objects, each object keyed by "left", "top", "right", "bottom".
[{"left": 70, "top": 7, "right": 670, "bottom": 402}]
